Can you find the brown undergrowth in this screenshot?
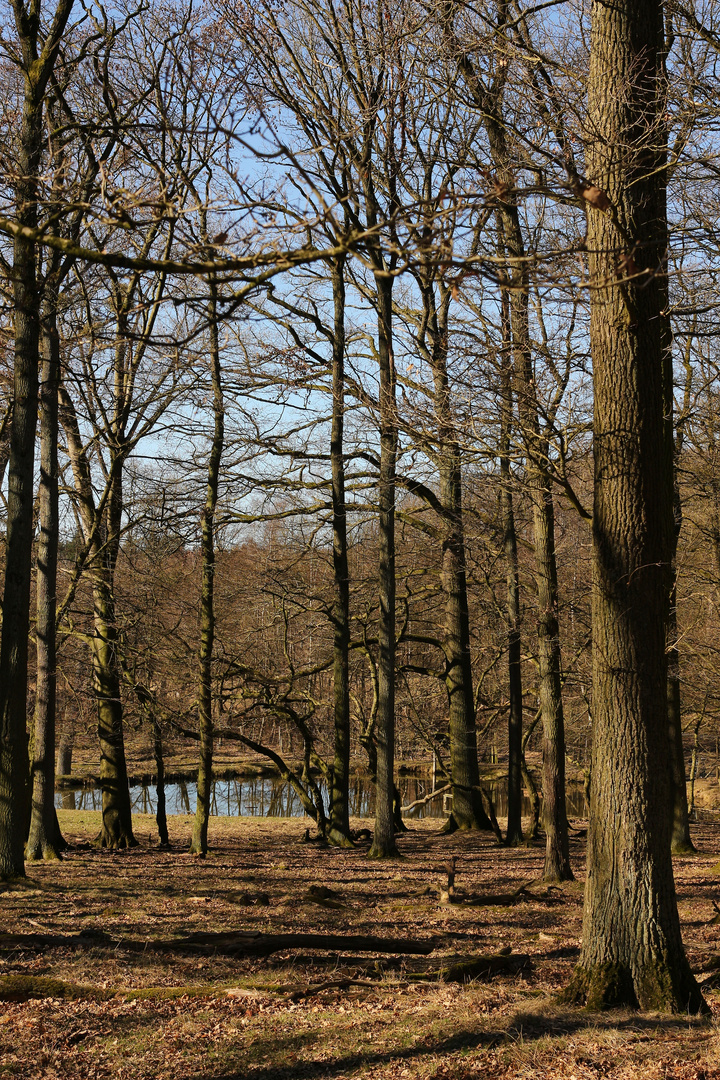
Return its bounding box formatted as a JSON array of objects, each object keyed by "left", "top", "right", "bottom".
[{"left": 1, "top": 812, "right": 719, "bottom": 1079}]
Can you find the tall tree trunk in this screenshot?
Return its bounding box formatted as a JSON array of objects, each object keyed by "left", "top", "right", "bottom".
[
  {"left": 533, "top": 477, "right": 573, "bottom": 880},
  {"left": 26, "top": 294, "right": 63, "bottom": 861},
  {"left": 328, "top": 256, "right": 353, "bottom": 847},
  {"left": 490, "top": 129, "right": 570, "bottom": 873},
  {"left": 500, "top": 285, "right": 524, "bottom": 847},
  {"left": 191, "top": 277, "right": 223, "bottom": 856},
  {"left": 0, "top": 0, "right": 76, "bottom": 878},
  {"left": 424, "top": 284, "right": 490, "bottom": 832},
  {"left": 563, "top": 0, "right": 705, "bottom": 1012},
  {"left": 447, "top": 0, "right": 570, "bottom": 867},
  {"left": 369, "top": 272, "right": 399, "bottom": 859}
]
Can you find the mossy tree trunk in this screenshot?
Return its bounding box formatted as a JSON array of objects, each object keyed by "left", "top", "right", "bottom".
[
  {"left": 328, "top": 255, "right": 353, "bottom": 848},
  {"left": 564, "top": 0, "right": 705, "bottom": 1012},
  {"left": 191, "top": 275, "right": 223, "bottom": 857}
]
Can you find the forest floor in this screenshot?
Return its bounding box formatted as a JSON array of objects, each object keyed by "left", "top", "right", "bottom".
[{"left": 1, "top": 813, "right": 720, "bottom": 1080}]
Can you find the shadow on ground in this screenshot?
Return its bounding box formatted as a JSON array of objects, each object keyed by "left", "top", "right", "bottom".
[{"left": 200, "top": 1006, "right": 711, "bottom": 1080}]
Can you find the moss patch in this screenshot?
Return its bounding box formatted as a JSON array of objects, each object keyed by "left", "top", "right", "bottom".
[
  {"left": 0, "top": 975, "right": 111, "bottom": 1002},
  {"left": 559, "top": 962, "right": 637, "bottom": 1011}
]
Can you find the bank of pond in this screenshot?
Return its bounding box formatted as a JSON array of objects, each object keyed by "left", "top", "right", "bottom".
[{"left": 55, "top": 773, "right": 588, "bottom": 820}]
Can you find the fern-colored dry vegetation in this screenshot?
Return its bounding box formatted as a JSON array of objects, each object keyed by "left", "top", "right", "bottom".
[{"left": 2, "top": 810, "right": 720, "bottom": 1079}]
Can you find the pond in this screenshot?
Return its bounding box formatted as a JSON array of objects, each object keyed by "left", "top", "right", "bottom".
[{"left": 56, "top": 774, "right": 588, "bottom": 820}]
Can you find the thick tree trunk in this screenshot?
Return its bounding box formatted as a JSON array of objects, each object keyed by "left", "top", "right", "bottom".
[
  {"left": 369, "top": 273, "right": 399, "bottom": 859},
  {"left": 191, "top": 277, "right": 223, "bottom": 856},
  {"left": 27, "top": 299, "right": 63, "bottom": 861},
  {"left": 328, "top": 256, "right": 353, "bottom": 848},
  {"left": 563, "top": 0, "right": 705, "bottom": 1012}
]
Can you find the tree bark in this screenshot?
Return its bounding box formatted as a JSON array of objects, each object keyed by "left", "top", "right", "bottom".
[
  {"left": 328, "top": 256, "right": 353, "bottom": 847},
  {"left": 563, "top": 0, "right": 705, "bottom": 1012}
]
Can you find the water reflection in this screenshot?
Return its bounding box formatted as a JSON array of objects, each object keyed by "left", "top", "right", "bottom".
[{"left": 55, "top": 774, "right": 587, "bottom": 820}]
